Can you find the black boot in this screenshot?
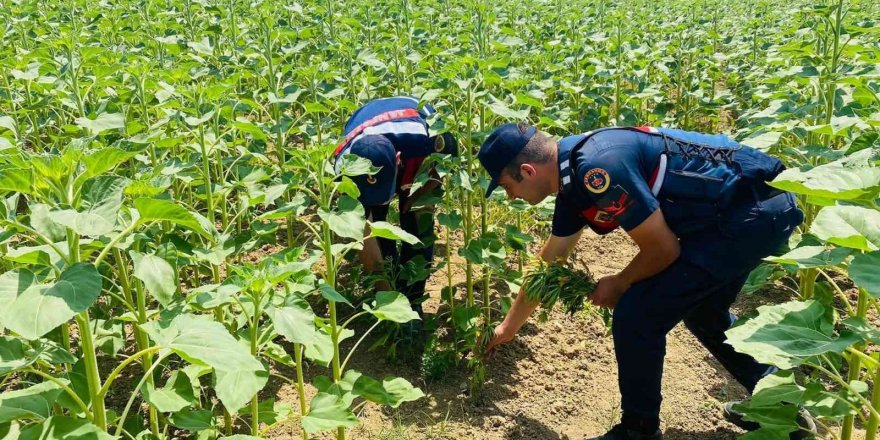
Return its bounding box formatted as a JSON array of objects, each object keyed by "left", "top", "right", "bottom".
[
  {"left": 586, "top": 424, "right": 662, "bottom": 440},
  {"left": 587, "top": 415, "right": 662, "bottom": 440}
]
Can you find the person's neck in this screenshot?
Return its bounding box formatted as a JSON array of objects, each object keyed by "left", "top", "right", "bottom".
[{"left": 550, "top": 142, "right": 561, "bottom": 194}]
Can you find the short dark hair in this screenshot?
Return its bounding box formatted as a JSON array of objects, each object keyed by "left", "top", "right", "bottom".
[{"left": 503, "top": 123, "right": 553, "bottom": 182}]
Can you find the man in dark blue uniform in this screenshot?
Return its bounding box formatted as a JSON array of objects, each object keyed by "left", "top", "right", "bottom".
[
  {"left": 478, "top": 123, "right": 810, "bottom": 439},
  {"left": 333, "top": 96, "right": 457, "bottom": 321}
]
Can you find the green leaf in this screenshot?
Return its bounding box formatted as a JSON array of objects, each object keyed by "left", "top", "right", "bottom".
[
  {"left": 237, "top": 399, "right": 292, "bottom": 427},
  {"left": 30, "top": 204, "right": 67, "bottom": 242},
  {"left": 48, "top": 209, "right": 115, "bottom": 237},
  {"left": 0, "top": 336, "right": 32, "bottom": 374},
  {"left": 841, "top": 317, "right": 880, "bottom": 345},
  {"left": 770, "top": 150, "right": 880, "bottom": 200},
  {"left": 351, "top": 374, "right": 424, "bottom": 408},
  {"left": 742, "top": 131, "right": 784, "bottom": 151},
  {"left": 487, "top": 99, "right": 530, "bottom": 120},
  {"left": 764, "top": 246, "right": 852, "bottom": 269},
  {"left": 849, "top": 251, "right": 880, "bottom": 297},
  {"left": 169, "top": 409, "right": 215, "bottom": 432},
  {"left": 301, "top": 392, "right": 358, "bottom": 434},
  {"left": 93, "top": 319, "right": 124, "bottom": 357},
  {"left": 750, "top": 371, "right": 804, "bottom": 405},
  {"left": 802, "top": 382, "right": 862, "bottom": 419},
  {"left": 317, "top": 197, "right": 365, "bottom": 241},
  {"left": 0, "top": 167, "right": 32, "bottom": 195},
  {"left": 725, "top": 300, "right": 861, "bottom": 369},
  {"left": 74, "top": 113, "right": 125, "bottom": 135},
  {"left": 79, "top": 176, "right": 128, "bottom": 227},
  {"left": 336, "top": 154, "right": 379, "bottom": 177},
  {"left": 318, "top": 283, "right": 352, "bottom": 306},
  {"left": 810, "top": 205, "right": 880, "bottom": 251},
  {"left": 213, "top": 367, "right": 269, "bottom": 415},
  {"left": 1, "top": 264, "right": 102, "bottom": 340},
  {"left": 18, "top": 416, "right": 116, "bottom": 440},
  {"left": 144, "top": 370, "right": 197, "bottom": 413},
  {"left": 459, "top": 233, "right": 507, "bottom": 267},
  {"left": 364, "top": 291, "right": 419, "bottom": 323},
  {"left": 437, "top": 212, "right": 462, "bottom": 230},
  {"left": 0, "top": 381, "right": 65, "bottom": 423},
  {"left": 336, "top": 176, "right": 360, "bottom": 199},
  {"left": 0, "top": 270, "right": 35, "bottom": 311},
  {"left": 504, "top": 224, "right": 533, "bottom": 252},
  {"left": 134, "top": 198, "right": 212, "bottom": 239},
  {"left": 737, "top": 407, "right": 799, "bottom": 440},
  {"left": 741, "top": 264, "right": 784, "bottom": 295},
  {"left": 143, "top": 314, "right": 266, "bottom": 413},
  {"left": 80, "top": 149, "right": 140, "bottom": 181},
  {"left": 368, "top": 221, "right": 420, "bottom": 244},
  {"left": 32, "top": 339, "right": 76, "bottom": 366},
  {"left": 187, "top": 38, "right": 214, "bottom": 56},
  {"left": 56, "top": 360, "right": 90, "bottom": 412},
  {"left": 130, "top": 252, "right": 177, "bottom": 306},
  {"left": 268, "top": 298, "right": 318, "bottom": 345}
]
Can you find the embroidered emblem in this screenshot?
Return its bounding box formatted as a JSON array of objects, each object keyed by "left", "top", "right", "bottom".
[
  {"left": 599, "top": 185, "right": 635, "bottom": 218},
  {"left": 434, "top": 134, "right": 446, "bottom": 152},
  {"left": 594, "top": 210, "right": 613, "bottom": 223},
  {"left": 584, "top": 168, "right": 610, "bottom": 193}
]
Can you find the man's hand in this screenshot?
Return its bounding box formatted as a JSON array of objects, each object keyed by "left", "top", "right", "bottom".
[
  {"left": 590, "top": 274, "right": 631, "bottom": 308},
  {"left": 484, "top": 324, "right": 516, "bottom": 357}
]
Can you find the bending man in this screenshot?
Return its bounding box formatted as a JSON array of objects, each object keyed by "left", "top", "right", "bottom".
[{"left": 479, "top": 123, "right": 808, "bottom": 440}]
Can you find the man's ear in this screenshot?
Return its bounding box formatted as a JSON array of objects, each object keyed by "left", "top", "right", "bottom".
[
  {"left": 520, "top": 163, "right": 536, "bottom": 177},
  {"left": 396, "top": 151, "right": 402, "bottom": 166}
]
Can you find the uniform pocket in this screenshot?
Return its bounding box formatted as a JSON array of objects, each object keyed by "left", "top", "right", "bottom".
[
  {"left": 662, "top": 169, "right": 725, "bottom": 200},
  {"left": 659, "top": 197, "right": 720, "bottom": 236},
  {"left": 658, "top": 169, "right": 726, "bottom": 236}
]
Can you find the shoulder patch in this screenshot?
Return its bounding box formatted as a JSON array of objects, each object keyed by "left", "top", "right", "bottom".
[
  {"left": 584, "top": 168, "right": 610, "bottom": 193},
  {"left": 434, "top": 134, "right": 445, "bottom": 152}
]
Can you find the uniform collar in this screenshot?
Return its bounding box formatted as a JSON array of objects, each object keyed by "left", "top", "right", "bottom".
[{"left": 557, "top": 135, "right": 583, "bottom": 195}]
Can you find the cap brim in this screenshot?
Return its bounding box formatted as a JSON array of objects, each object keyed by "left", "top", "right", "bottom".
[{"left": 485, "top": 178, "right": 500, "bottom": 198}]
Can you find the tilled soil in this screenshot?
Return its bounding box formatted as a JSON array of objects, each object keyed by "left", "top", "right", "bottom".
[{"left": 267, "top": 228, "right": 798, "bottom": 440}]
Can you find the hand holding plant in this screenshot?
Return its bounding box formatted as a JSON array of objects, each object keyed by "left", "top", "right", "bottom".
[{"left": 522, "top": 260, "right": 598, "bottom": 315}]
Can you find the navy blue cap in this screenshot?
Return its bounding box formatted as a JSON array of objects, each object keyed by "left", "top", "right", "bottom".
[
  {"left": 347, "top": 135, "right": 397, "bottom": 206},
  {"left": 478, "top": 123, "right": 537, "bottom": 197},
  {"left": 429, "top": 132, "right": 458, "bottom": 157}
]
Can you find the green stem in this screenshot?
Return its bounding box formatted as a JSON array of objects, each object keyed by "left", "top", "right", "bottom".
[
  {"left": 340, "top": 320, "right": 381, "bottom": 372},
  {"left": 199, "top": 125, "right": 216, "bottom": 226},
  {"left": 809, "top": 361, "right": 880, "bottom": 421},
  {"left": 96, "top": 346, "right": 163, "bottom": 400},
  {"left": 843, "top": 288, "right": 869, "bottom": 440},
  {"left": 798, "top": 268, "right": 818, "bottom": 300},
  {"left": 250, "top": 292, "right": 262, "bottom": 436},
  {"left": 818, "top": 268, "right": 856, "bottom": 316},
  {"left": 294, "top": 343, "right": 308, "bottom": 440},
  {"left": 60, "top": 323, "right": 71, "bottom": 359},
  {"left": 865, "top": 364, "right": 880, "bottom": 440},
  {"left": 94, "top": 221, "right": 142, "bottom": 267},
  {"left": 75, "top": 311, "right": 106, "bottom": 430},
  {"left": 318, "top": 191, "right": 344, "bottom": 440},
  {"left": 114, "top": 352, "right": 170, "bottom": 437},
  {"left": 26, "top": 367, "right": 92, "bottom": 420}
]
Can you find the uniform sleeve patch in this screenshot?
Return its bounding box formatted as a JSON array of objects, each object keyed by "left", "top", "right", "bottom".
[
  {"left": 597, "top": 185, "right": 635, "bottom": 219},
  {"left": 584, "top": 168, "right": 610, "bottom": 193},
  {"left": 434, "top": 134, "right": 446, "bottom": 152}
]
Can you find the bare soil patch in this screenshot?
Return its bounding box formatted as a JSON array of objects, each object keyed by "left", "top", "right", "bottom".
[{"left": 265, "top": 228, "right": 803, "bottom": 440}]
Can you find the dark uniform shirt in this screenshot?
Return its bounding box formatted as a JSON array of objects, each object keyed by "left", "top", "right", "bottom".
[{"left": 553, "top": 129, "right": 666, "bottom": 236}]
